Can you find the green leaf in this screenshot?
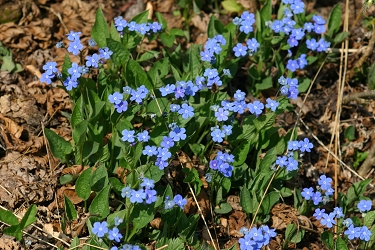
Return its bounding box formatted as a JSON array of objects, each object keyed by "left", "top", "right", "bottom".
[
  {"left": 89, "top": 185, "right": 110, "bottom": 219},
  {"left": 130, "top": 203, "right": 155, "bottom": 230},
  {"left": 321, "top": 231, "right": 334, "bottom": 250},
  {"left": 130, "top": 10, "right": 149, "bottom": 24},
  {"left": 91, "top": 7, "right": 109, "bottom": 48},
  {"left": 364, "top": 210, "right": 375, "bottom": 227},
  {"left": 137, "top": 50, "right": 160, "bottom": 62},
  {"left": 222, "top": 0, "right": 243, "bottom": 12},
  {"left": 71, "top": 96, "right": 84, "bottom": 128},
  {"left": 260, "top": 191, "right": 279, "bottom": 215},
  {"left": 59, "top": 174, "right": 73, "bottom": 185},
  {"left": 240, "top": 187, "right": 252, "bottom": 214},
  {"left": 109, "top": 22, "right": 120, "bottom": 41},
  {"left": 1, "top": 55, "right": 15, "bottom": 72},
  {"left": 64, "top": 195, "right": 77, "bottom": 220},
  {"left": 90, "top": 165, "right": 108, "bottom": 192},
  {"left": 126, "top": 59, "right": 153, "bottom": 90},
  {"left": 327, "top": 4, "right": 342, "bottom": 36},
  {"left": 344, "top": 126, "right": 355, "bottom": 141},
  {"left": 75, "top": 167, "right": 92, "bottom": 200},
  {"left": 183, "top": 44, "right": 202, "bottom": 79},
  {"left": 298, "top": 78, "right": 311, "bottom": 93},
  {"left": 253, "top": 113, "right": 276, "bottom": 131},
  {"left": 346, "top": 179, "right": 372, "bottom": 206},
  {"left": 62, "top": 53, "right": 72, "bottom": 80},
  {"left": 69, "top": 236, "right": 80, "bottom": 248},
  {"left": 260, "top": 0, "right": 271, "bottom": 25},
  {"left": 0, "top": 209, "right": 18, "bottom": 226},
  {"left": 82, "top": 141, "right": 100, "bottom": 162},
  {"left": 258, "top": 147, "right": 277, "bottom": 173},
  {"left": 44, "top": 128, "right": 72, "bottom": 163},
  {"left": 160, "top": 33, "right": 175, "bottom": 47},
  {"left": 333, "top": 32, "right": 349, "bottom": 44},
  {"left": 183, "top": 168, "right": 202, "bottom": 195},
  {"left": 336, "top": 236, "right": 348, "bottom": 250},
  {"left": 107, "top": 38, "right": 129, "bottom": 66},
  {"left": 214, "top": 202, "right": 232, "bottom": 214},
  {"left": 207, "top": 15, "right": 224, "bottom": 38}
]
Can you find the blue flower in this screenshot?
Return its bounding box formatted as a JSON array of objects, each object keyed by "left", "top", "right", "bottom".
[
  {"left": 265, "top": 98, "right": 279, "bottom": 112},
  {"left": 108, "top": 227, "right": 123, "bottom": 242},
  {"left": 246, "top": 38, "right": 260, "bottom": 54},
  {"left": 344, "top": 225, "right": 361, "bottom": 240},
  {"left": 114, "top": 16, "right": 128, "bottom": 31},
  {"left": 157, "top": 147, "right": 172, "bottom": 161},
  {"left": 114, "top": 216, "right": 123, "bottom": 226},
  {"left": 232, "top": 17, "right": 242, "bottom": 25},
  {"left": 130, "top": 189, "right": 146, "bottom": 203},
  {"left": 333, "top": 207, "right": 344, "bottom": 218},
  {"left": 288, "top": 86, "right": 299, "bottom": 100},
  {"left": 286, "top": 59, "right": 299, "bottom": 72},
  {"left": 160, "top": 84, "right": 176, "bottom": 96},
  {"left": 127, "top": 21, "right": 138, "bottom": 31},
  {"left": 169, "top": 104, "right": 180, "bottom": 112},
  {"left": 312, "top": 15, "right": 326, "bottom": 25},
  {"left": 114, "top": 101, "right": 128, "bottom": 113},
  {"left": 271, "top": 20, "right": 284, "bottom": 33},
  {"left": 164, "top": 199, "right": 175, "bottom": 210},
  {"left": 234, "top": 89, "right": 246, "bottom": 101},
  {"left": 297, "top": 54, "right": 308, "bottom": 69},
  {"left": 318, "top": 175, "right": 332, "bottom": 191},
  {"left": 137, "top": 131, "right": 150, "bottom": 142},
  {"left": 123, "top": 86, "right": 133, "bottom": 94},
  {"left": 145, "top": 189, "right": 157, "bottom": 204},
  {"left": 286, "top": 157, "right": 298, "bottom": 171},
  {"left": 63, "top": 77, "right": 79, "bottom": 90},
  {"left": 85, "top": 53, "right": 100, "bottom": 68},
  {"left": 68, "top": 62, "right": 82, "bottom": 79},
  {"left": 283, "top": 7, "right": 293, "bottom": 18},
  {"left": 211, "top": 127, "right": 225, "bottom": 143},
  {"left": 121, "top": 186, "right": 132, "bottom": 198},
  {"left": 215, "top": 108, "right": 229, "bottom": 121},
  {"left": 301, "top": 187, "right": 314, "bottom": 200},
  {"left": 313, "top": 208, "right": 325, "bottom": 220},
  {"left": 358, "top": 199, "right": 372, "bottom": 212},
  {"left": 359, "top": 226, "right": 372, "bottom": 241},
  {"left": 43, "top": 61, "right": 58, "bottom": 75},
  {"left": 205, "top": 173, "right": 212, "bottom": 182},
  {"left": 287, "top": 36, "right": 299, "bottom": 47},
  {"left": 88, "top": 38, "right": 96, "bottom": 47},
  {"left": 298, "top": 138, "right": 313, "bottom": 152},
  {"left": 161, "top": 136, "right": 175, "bottom": 149},
  {"left": 276, "top": 156, "right": 288, "bottom": 167},
  {"left": 288, "top": 140, "right": 299, "bottom": 151},
  {"left": 142, "top": 145, "right": 158, "bottom": 156},
  {"left": 306, "top": 38, "right": 319, "bottom": 51},
  {"left": 233, "top": 43, "right": 248, "bottom": 57},
  {"left": 68, "top": 39, "right": 83, "bottom": 56},
  {"left": 222, "top": 125, "right": 233, "bottom": 136},
  {"left": 239, "top": 20, "right": 254, "bottom": 34},
  {"left": 218, "top": 162, "right": 233, "bottom": 177},
  {"left": 140, "top": 178, "right": 155, "bottom": 190},
  {"left": 169, "top": 127, "right": 186, "bottom": 141},
  {"left": 320, "top": 212, "right": 336, "bottom": 228},
  {"left": 108, "top": 92, "right": 123, "bottom": 105},
  {"left": 303, "top": 22, "right": 314, "bottom": 32},
  {"left": 155, "top": 157, "right": 169, "bottom": 170},
  {"left": 98, "top": 47, "right": 113, "bottom": 60},
  {"left": 173, "top": 194, "right": 187, "bottom": 209},
  {"left": 178, "top": 103, "right": 194, "bottom": 119},
  {"left": 56, "top": 41, "right": 63, "bottom": 48},
  {"left": 311, "top": 191, "right": 322, "bottom": 205},
  {"left": 316, "top": 38, "right": 330, "bottom": 52},
  {"left": 314, "top": 24, "right": 326, "bottom": 34},
  {"left": 204, "top": 68, "right": 219, "bottom": 79},
  {"left": 136, "top": 23, "right": 150, "bottom": 35},
  {"left": 232, "top": 100, "right": 247, "bottom": 114},
  {"left": 121, "top": 129, "right": 136, "bottom": 143},
  {"left": 149, "top": 21, "right": 162, "bottom": 33},
  {"left": 200, "top": 50, "right": 213, "bottom": 62},
  {"left": 40, "top": 72, "right": 54, "bottom": 84},
  {"left": 130, "top": 86, "right": 148, "bottom": 104},
  {"left": 248, "top": 100, "right": 264, "bottom": 116},
  {"left": 290, "top": 0, "right": 304, "bottom": 14},
  {"left": 343, "top": 218, "right": 353, "bottom": 227},
  {"left": 174, "top": 86, "right": 186, "bottom": 99},
  {"left": 66, "top": 31, "right": 81, "bottom": 41},
  {"left": 92, "top": 221, "right": 108, "bottom": 238}
]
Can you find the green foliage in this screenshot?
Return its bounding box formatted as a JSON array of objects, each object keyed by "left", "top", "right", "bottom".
[{"left": 0, "top": 42, "right": 22, "bottom": 73}]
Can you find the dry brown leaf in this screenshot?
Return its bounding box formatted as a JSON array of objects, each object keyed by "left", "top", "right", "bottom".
[
  {"left": 184, "top": 189, "right": 210, "bottom": 217},
  {"left": 62, "top": 165, "right": 84, "bottom": 175},
  {"left": 0, "top": 114, "right": 24, "bottom": 139},
  {"left": 150, "top": 217, "right": 163, "bottom": 229}
]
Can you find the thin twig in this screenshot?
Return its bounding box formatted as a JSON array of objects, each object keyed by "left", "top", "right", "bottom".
[{"left": 342, "top": 90, "right": 375, "bottom": 104}]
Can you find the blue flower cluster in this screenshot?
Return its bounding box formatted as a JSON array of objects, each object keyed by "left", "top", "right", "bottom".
[
  {"left": 200, "top": 34, "right": 227, "bottom": 62},
  {"left": 121, "top": 177, "right": 157, "bottom": 204},
  {"left": 344, "top": 223, "right": 372, "bottom": 242},
  {"left": 92, "top": 221, "right": 123, "bottom": 242},
  {"left": 40, "top": 31, "right": 113, "bottom": 90},
  {"left": 108, "top": 86, "right": 149, "bottom": 113},
  {"left": 114, "top": 16, "right": 162, "bottom": 35},
  {"left": 164, "top": 194, "right": 188, "bottom": 210},
  {"left": 209, "top": 151, "right": 234, "bottom": 177},
  {"left": 301, "top": 174, "right": 334, "bottom": 205},
  {"left": 238, "top": 225, "right": 277, "bottom": 250},
  {"left": 278, "top": 76, "right": 299, "bottom": 100}
]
